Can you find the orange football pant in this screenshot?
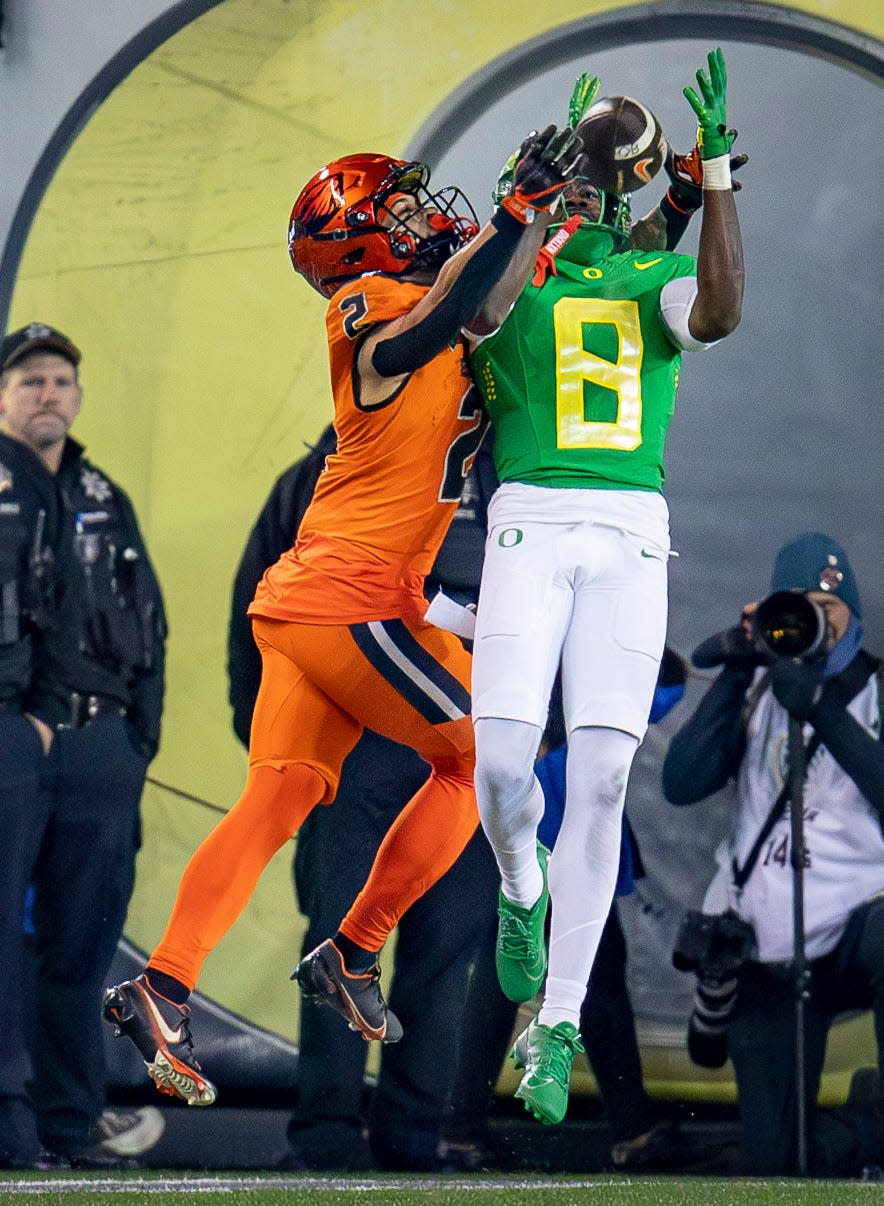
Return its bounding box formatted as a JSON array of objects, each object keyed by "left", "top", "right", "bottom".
[{"left": 149, "top": 615, "right": 478, "bottom": 990}]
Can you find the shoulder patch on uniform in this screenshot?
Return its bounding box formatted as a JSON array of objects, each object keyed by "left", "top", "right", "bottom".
[{"left": 80, "top": 466, "right": 113, "bottom": 503}]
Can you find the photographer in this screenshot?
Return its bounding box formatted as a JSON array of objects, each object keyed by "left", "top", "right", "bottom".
[{"left": 662, "top": 532, "right": 884, "bottom": 1178}]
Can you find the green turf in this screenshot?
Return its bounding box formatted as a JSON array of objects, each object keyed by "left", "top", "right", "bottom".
[{"left": 1, "top": 1173, "right": 881, "bottom": 1205}]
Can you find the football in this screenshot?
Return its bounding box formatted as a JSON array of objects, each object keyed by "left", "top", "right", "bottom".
[{"left": 575, "top": 96, "right": 666, "bottom": 195}]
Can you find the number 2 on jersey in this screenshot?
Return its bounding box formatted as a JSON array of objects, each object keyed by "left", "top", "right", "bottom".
[
  {"left": 553, "top": 296, "right": 644, "bottom": 451},
  {"left": 438, "top": 386, "right": 488, "bottom": 503}
]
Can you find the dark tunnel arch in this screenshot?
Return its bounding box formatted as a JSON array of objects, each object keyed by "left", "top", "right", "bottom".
[{"left": 407, "top": 1, "right": 883, "bottom": 165}]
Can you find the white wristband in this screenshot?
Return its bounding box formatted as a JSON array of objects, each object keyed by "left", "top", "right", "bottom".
[{"left": 701, "top": 153, "right": 732, "bottom": 191}]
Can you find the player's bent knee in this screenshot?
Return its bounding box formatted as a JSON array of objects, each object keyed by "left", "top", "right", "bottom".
[
  {"left": 428, "top": 751, "right": 476, "bottom": 781},
  {"left": 476, "top": 756, "right": 533, "bottom": 803},
  {"left": 568, "top": 726, "right": 638, "bottom": 807},
  {"left": 475, "top": 718, "right": 539, "bottom": 809}
]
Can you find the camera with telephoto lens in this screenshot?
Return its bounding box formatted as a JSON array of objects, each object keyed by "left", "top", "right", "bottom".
[
  {"left": 751, "top": 590, "right": 827, "bottom": 661},
  {"left": 672, "top": 909, "right": 757, "bottom": 1068}
]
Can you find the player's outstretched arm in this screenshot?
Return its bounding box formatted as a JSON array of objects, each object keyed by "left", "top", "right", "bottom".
[
  {"left": 465, "top": 125, "right": 589, "bottom": 336},
  {"left": 630, "top": 142, "right": 748, "bottom": 252},
  {"left": 683, "top": 48, "right": 744, "bottom": 341},
  {"left": 358, "top": 125, "right": 582, "bottom": 406}
]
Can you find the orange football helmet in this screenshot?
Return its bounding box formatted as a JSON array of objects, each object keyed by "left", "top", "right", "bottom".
[{"left": 288, "top": 153, "right": 478, "bottom": 298}]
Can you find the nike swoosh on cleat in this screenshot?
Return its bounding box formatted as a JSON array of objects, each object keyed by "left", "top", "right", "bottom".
[
  {"left": 633, "top": 258, "right": 663, "bottom": 270},
  {"left": 337, "top": 983, "right": 386, "bottom": 1041},
  {"left": 142, "top": 992, "right": 183, "bottom": 1045}
]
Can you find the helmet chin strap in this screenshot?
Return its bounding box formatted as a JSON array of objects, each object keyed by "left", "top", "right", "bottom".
[{"left": 532, "top": 215, "right": 582, "bottom": 286}]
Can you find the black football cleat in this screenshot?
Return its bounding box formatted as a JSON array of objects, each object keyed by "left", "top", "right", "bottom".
[
  {"left": 293, "top": 939, "right": 403, "bottom": 1043},
  {"left": 102, "top": 975, "right": 216, "bottom": 1106}
]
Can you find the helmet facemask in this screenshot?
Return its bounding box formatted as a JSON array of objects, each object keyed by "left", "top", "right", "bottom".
[
  {"left": 492, "top": 153, "right": 631, "bottom": 261},
  {"left": 289, "top": 154, "right": 478, "bottom": 297},
  {"left": 373, "top": 169, "right": 478, "bottom": 275}
]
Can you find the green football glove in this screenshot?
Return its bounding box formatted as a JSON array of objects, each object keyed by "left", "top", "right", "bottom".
[
  {"left": 684, "top": 47, "right": 734, "bottom": 160},
  {"left": 567, "top": 72, "right": 601, "bottom": 127},
  {"left": 492, "top": 149, "right": 519, "bottom": 208},
  {"left": 492, "top": 71, "right": 600, "bottom": 209}
]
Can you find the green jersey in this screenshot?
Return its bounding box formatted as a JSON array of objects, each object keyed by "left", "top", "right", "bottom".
[{"left": 471, "top": 228, "right": 697, "bottom": 492}]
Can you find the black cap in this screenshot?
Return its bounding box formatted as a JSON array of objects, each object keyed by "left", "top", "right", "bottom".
[{"left": 1, "top": 323, "right": 81, "bottom": 372}]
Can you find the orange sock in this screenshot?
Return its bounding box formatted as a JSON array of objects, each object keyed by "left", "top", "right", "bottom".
[
  {"left": 340, "top": 761, "right": 479, "bottom": 951},
  {"left": 148, "top": 762, "right": 324, "bottom": 988}
]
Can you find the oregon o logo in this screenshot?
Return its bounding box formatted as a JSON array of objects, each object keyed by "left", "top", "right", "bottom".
[
  {"left": 582, "top": 266, "right": 603, "bottom": 280},
  {"left": 498, "top": 528, "right": 523, "bottom": 547}
]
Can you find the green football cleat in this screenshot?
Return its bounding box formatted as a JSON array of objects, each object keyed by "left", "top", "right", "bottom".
[
  {"left": 510, "top": 1017, "right": 584, "bottom": 1126},
  {"left": 495, "top": 842, "right": 550, "bottom": 1003}
]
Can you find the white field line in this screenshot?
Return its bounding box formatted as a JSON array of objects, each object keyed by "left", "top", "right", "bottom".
[{"left": 0, "top": 1174, "right": 637, "bottom": 1195}]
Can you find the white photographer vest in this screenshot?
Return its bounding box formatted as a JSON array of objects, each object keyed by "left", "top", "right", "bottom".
[{"left": 703, "top": 669, "right": 884, "bottom": 963}]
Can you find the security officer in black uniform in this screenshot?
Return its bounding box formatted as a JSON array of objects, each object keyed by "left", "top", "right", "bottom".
[
  {"left": 0, "top": 324, "right": 166, "bottom": 1168},
  {"left": 0, "top": 334, "right": 61, "bottom": 1170},
  {"left": 228, "top": 424, "right": 501, "bottom": 1171}
]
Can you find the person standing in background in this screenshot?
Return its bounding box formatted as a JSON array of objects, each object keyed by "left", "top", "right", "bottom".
[
  {"left": 0, "top": 324, "right": 166, "bottom": 1169},
  {"left": 664, "top": 533, "right": 884, "bottom": 1177}
]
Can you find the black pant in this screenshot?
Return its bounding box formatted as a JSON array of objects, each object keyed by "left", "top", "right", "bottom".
[
  {"left": 728, "top": 896, "right": 884, "bottom": 1176},
  {"left": 289, "top": 728, "right": 500, "bottom": 1166},
  {"left": 0, "top": 715, "right": 48, "bottom": 1162},
  {"left": 580, "top": 909, "right": 661, "bottom": 1144},
  {"left": 0, "top": 713, "right": 146, "bottom": 1158},
  {"left": 443, "top": 899, "right": 515, "bottom": 1144}
]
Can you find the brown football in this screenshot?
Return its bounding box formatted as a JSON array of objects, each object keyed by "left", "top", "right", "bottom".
[{"left": 576, "top": 96, "right": 667, "bottom": 195}]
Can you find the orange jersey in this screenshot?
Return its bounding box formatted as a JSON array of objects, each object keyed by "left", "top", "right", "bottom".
[{"left": 250, "top": 274, "right": 486, "bottom": 625}]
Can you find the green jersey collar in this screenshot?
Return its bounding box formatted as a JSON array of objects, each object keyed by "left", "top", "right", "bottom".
[{"left": 555, "top": 224, "right": 616, "bottom": 267}]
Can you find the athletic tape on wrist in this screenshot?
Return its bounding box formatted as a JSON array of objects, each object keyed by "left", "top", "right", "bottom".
[{"left": 701, "top": 154, "right": 732, "bottom": 191}]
